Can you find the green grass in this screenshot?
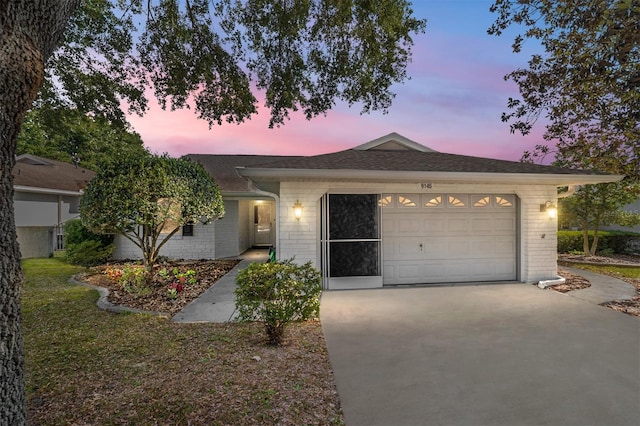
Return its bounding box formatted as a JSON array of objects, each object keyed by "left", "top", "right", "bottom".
[
  {"left": 565, "top": 263, "right": 640, "bottom": 279},
  {"left": 22, "top": 258, "right": 343, "bottom": 425}
]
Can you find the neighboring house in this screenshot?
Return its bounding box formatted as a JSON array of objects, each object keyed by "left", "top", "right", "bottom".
[
  {"left": 113, "top": 132, "right": 620, "bottom": 289},
  {"left": 603, "top": 199, "right": 640, "bottom": 233},
  {"left": 13, "top": 154, "right": 95, "bottom": 258}
]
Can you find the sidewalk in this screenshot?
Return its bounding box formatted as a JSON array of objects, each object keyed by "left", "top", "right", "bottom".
[
  {"left": 561, "top": 266, "right": 637, "bottom": 304},
  {"left": 172, "top": 249, "right": 269, "bottom": 323}
]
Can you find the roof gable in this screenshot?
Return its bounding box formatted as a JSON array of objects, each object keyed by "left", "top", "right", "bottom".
[{"left": 352, "top": 132, "right": 436, "bottom": 152}]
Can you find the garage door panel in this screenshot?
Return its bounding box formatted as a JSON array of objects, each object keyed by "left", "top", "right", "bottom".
[
  {"left": 494, "top": 217, "right": 516, "bottom": 232},
  {"left": 445, "top": 239, "right": 472, "bottom": 257},
  {"left": 382, "top": 194, "right": 517, "bottom": 285},
  {"left": 384, "top": 237, "right": 423, "bottom": 259},
  {"left": 446, "top": 218, "right": 469, "bottom": 233},
  {"left": 423, "top": 218, "right": 445, "bottom": 233}
]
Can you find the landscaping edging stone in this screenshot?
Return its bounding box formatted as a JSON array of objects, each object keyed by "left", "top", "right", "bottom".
[{"left": 69, "top": 275, "right": 172, "bottom": 318}]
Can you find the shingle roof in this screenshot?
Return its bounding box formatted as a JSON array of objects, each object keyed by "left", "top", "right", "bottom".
[
  {"left": 13, "top": 155, "right": 95, "bottom": 192},
  {"left": 186, "top": 154, "right": 303, "bottom": 192},
  {"left": 242, "top": 149, "right": 600, "bottom": 175}
]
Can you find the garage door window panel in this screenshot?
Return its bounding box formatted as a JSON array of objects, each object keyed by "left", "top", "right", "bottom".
[{"left": 447, "top": 195, "right": 468, "bottom": 207}]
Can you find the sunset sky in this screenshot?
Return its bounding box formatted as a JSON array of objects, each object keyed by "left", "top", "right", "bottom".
[{"left": 127, "top": 1, "right": 546, "bottom": 162}]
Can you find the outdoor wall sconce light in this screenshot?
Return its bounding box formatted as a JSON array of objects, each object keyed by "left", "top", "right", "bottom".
[
  {"left": 540, "top": 200, "right": 557, "bottom": 219},
  {"left": 293, "top": 199, "right": 303, "bottom": 221}
]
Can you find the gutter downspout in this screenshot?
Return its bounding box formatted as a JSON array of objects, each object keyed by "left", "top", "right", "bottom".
[{"left": 557, "top": 185, "right": 576, "bottom": 198}]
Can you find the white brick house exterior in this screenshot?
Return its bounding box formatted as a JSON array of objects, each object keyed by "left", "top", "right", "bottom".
[{"left": 113, "top": 133, "right": 621, "bottom": 289}]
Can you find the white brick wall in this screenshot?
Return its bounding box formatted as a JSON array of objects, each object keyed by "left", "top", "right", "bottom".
[
  {"left": 215, "top": 200, "right": 240, "bottom": 258},
  {"left": 278, "top": 180, "right": 560, "bottom": 283},
  {"left": 113, "top": 222, "right": 216, "bottom": 260}
]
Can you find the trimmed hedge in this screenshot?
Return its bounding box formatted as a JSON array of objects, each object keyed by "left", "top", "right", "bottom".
[{"left": 558, "top": 230, "right": 640, "bottom": 254}]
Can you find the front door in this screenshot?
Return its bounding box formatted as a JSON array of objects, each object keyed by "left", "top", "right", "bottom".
[
  {"left": 253, "top": 202, "right": 273, "bottom": 246},
  {"left": 321, "top": 194, "right": 382, "bottom": 289}
]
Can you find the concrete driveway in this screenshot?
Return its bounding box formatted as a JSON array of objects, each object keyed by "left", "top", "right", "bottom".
[{"left": 321, "top": 284, "right": 640, "bottom": 426}]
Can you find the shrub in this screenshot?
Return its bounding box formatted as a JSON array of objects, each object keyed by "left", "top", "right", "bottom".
[
  {"left": 66, "top": 240, "right": 115, "bottom": 267},
  {"left": 557, "top": 230, "right": 640, "bottom": 255},
  {"left": 64, "top": 219, "right": 114, "bottom": 266},
  {"left": 103, "top": 265, "right": 150, "bottom": 296},
  {"left": 235, "top": 259, "right": 322, "bottom": 345}
]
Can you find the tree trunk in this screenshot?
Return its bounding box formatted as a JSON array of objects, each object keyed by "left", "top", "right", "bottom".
[
  {"left": 582, "top": 221, "right": 591, "bottom": 256},
  {"left": 0, "top": 2, "right": 79, "bottom": 423}
]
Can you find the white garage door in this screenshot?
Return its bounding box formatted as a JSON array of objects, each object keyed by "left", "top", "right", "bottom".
[{"left": 382, "top": 194, "right": 517, "bottom": 285}]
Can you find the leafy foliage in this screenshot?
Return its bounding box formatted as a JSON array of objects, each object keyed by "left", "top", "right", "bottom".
[
  {"left": 80, "top": 153, "right": 224, "bottom": 270},
  {"left": 490, "top": 2, "right": 640, "bottom": 247},
  {"left": 235, "top": 259, "right": 322, "bottom": 345},
  {"left": 17, "top": 106, "right": 147, "bottom": 172},
  {"left": 489, "top": 0, "right": 640, "bottom": 145},
  {"left": 41, "top": 0, "right": 426, "bottom": 129},
  {"left": 557, "top": 230, "right": 640, "bottom": 255},
  {"left": 64, "top": 219, "right": 114, "bottom": 266}
]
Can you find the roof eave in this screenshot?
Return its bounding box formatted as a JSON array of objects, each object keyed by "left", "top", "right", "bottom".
[
  {"left": 237, "top": 168, "right": 623, "bottom": 186},
  {"left": 14, "top": 185, "right": 84, "bottom": 196}
]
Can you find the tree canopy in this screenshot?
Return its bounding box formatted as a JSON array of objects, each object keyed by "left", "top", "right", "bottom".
[
  {"left": 488, "top": 0, "right": 639, "bottom": 145},
  {"left": 17, "top": 106, "right": 147, "bottom": 171},
  {"left": 44, "top": 0, "right": 427, "bottom": 129},
  {"left": 80, "top": 153, "right": 224, "bottom": 270},
  {"left": 489, "top": 0, "right": 640, "bottom": 254}
]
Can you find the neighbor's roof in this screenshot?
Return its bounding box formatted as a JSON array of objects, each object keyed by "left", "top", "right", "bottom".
[{"left": 13, "top": 154, "right": 95, "bottom": 194}]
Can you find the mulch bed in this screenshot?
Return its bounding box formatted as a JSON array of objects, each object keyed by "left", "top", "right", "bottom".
[
  {"left": 80, "top": 259, "right": 240, "bottom": 315},
  {"left": 548, "top": 268, "right": 592, "bottom": 292}
]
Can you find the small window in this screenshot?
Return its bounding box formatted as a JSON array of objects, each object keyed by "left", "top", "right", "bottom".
[
  {"left": 182, "top": 222, "right": 194, "bottom": 237},
  {"left": 495, "top": 195, "right": 514, "bottom": 207},
  {"left": 379, "top": 194, "right": 393, "bottom": 207},
  {"left": 448, "top": 195, "right": 466, "bottom": 207},
  {"left": 423, "top": 195, "right": 443, "bottom": 207},
  {"left": 472, "top": 196, "right": 491, "bottom": 207},
  {"left": 397, "top": 195, "right": 417, "bottom": 207}
]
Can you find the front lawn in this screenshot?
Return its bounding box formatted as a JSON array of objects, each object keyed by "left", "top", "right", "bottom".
[{"left": 22, "top": 258, "right": 343, "bottom": 425}]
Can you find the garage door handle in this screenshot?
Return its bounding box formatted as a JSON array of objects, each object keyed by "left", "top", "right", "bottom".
[{"left": 419, "top": 243, "right": 423, "bottom": 251}]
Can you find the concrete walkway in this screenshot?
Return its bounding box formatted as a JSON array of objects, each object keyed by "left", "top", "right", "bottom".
[
  {"left": 561, "top": 266, "right": 637, "bottom": 304},
  {"left": 172, "top": 249, "right": 269, "bottom": 323}
]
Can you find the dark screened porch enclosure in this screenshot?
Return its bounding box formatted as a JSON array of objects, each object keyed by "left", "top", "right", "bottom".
[{"left": 320, "top": 194, "right": 383, "bottom": 289}]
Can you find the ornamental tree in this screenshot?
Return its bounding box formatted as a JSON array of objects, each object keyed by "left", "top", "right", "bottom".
[{"left": 80, "top": 153, "right": 224, "bottom": 271}]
